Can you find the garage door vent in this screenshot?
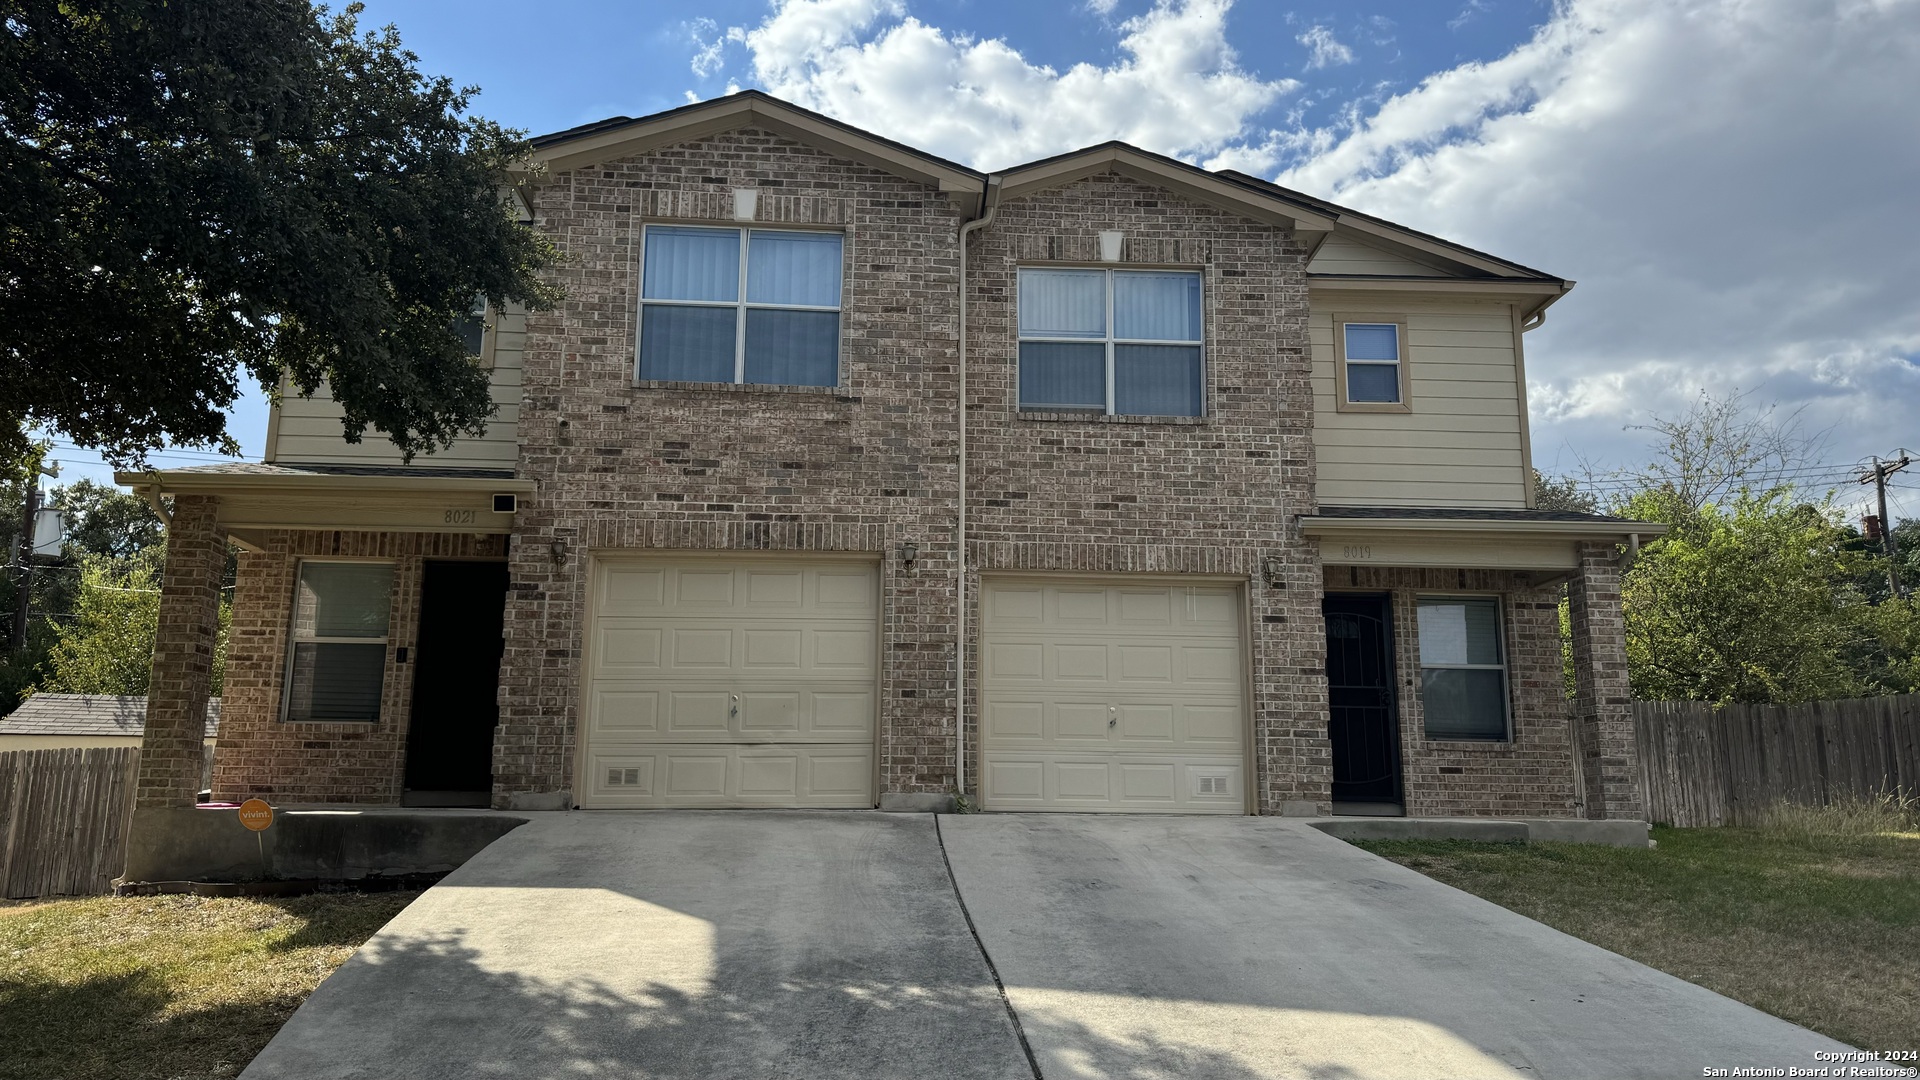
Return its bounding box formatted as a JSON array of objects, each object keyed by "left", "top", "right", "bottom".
[
  {"left": 1196, "top": 774, "right": 1229, "bottom": 796},
  {"left": 607, "top": 768, "right": 642, "bottom": 787}
]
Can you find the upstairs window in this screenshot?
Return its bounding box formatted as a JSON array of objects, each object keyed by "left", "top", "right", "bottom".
[
  {"left": 1018, "top": 268, "right": 1204, "bottom": 417},
  {"left": 452, "top": 293, "right": 493, "bottom": 368},
  {"left": 284, "top": 561, "right": 394, "bottom": 723},
  {"left": 1336, "top": 318, "right": 1409, "bottom": 411},
  {"left": 1416, "top": 596, "right": 1510, "bottom": 741},
  {"left": 638, "top": 225, "right": 843, "bottom": 387}
]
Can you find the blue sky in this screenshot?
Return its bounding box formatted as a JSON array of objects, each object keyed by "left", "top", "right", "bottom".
[{"left": 47, "top": 0, "right": 1920, "bottom": 518}]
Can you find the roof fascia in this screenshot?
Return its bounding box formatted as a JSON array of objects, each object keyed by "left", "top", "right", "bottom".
[
  {"left": 994, "top": 147, "right": 1338, "bottom": 233},
  {"left": 1299, "top": 515, "right": 1668, "bottom": 540},
  {"left": 115, "top": 470, "right": 538, "bottom": 497},
  {"left": 1309, "top": 276, "right": 1571, "bottom": 299},
  {"left": 524, "top": 96, "right": 983, "bottom": 205}
]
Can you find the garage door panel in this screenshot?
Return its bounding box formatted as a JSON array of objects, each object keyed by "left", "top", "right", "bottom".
[
  {"left": 981, "top": 578, "right": 1246, "bottom": 814},
  {"left": 584, "top": 558, "right": 877, "bottom": 809},
  {"left": 584, "top": 744, "right": 875, "bottom": 808}
]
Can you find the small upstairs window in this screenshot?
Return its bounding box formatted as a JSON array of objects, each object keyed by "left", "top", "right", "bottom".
[
  {"left": 1336, "top": 318, "right": 1409, "bottom": 412},
  {"left": 1018, "top": 268, "right": 1203, "bottom": 416},
  {"left": 638, "top": 225, "right": 843, "bottom": 387}
]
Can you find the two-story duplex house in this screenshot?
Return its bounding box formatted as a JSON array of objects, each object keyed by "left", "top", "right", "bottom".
[{"left": 119, "top": 92, "right": 1655, "bottom": 849}]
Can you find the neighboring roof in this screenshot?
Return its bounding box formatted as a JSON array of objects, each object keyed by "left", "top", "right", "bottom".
[{"left": 1, "top": 694, "right": 220, "bottom": 738}]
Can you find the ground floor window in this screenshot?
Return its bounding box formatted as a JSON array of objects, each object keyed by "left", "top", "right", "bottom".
[
  {"left": 284, "top": 561, "right": 394, "bottom": 722},
  {"left": 1415, "top": 596, "right": 1510, "bottom": 740}
]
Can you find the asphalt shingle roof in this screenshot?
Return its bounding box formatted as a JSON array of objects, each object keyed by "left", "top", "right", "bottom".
[{"left": 0, "top": 694, "right": 220, "bottom": 738}]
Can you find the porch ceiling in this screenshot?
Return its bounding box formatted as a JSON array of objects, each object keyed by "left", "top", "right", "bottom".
[{"left": 114, "top": 463, "right": 534, "bottom": 541}]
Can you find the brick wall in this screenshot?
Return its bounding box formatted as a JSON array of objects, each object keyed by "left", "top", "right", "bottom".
[
  {"left": 1326, "top": 565, "right": 1578, "bottom": 818},
  {"left": 1569, "top": 540, "right": 1643, "bottom": 819},
  {"left": 496, "top": 127, "right": 967, "bottom": 804},
  {"left": 963, "top": 173, "right": 1328, "bottom": 814},
  {"left": 210, "top": 530, "right": 506, "bottom": 804},
  {"left": 137, "top": 496, "right": 226, "bottom": 808}
]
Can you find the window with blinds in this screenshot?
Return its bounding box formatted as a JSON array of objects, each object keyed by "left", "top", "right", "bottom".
[
  {"left": 637, "top": 225, "right": 844, "bottom": 388},
  {"left": 1017, "top": 268, "right": 1204, "bottom": 417},
  {"left": 283, "top": 561, "right": 394, "bottom": 723},
  {"left": 1415, "top": 596, "right": 1511, "bottom": 741}
]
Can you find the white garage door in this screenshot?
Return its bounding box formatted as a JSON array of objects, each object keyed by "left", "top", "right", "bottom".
[
  {"left": 580, "top": 557, "right": 878, "bottom": 808},
  {"left": 980, "top": 578, "right": 1247, "bottom": 813}
]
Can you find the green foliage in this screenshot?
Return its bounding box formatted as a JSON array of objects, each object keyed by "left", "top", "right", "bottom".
[
  {"left": 1532, "top": 469, "right": 1599, "bottom": 515},
  {"left": 48, "top": 480, "right": 164, "bottom": 559},
  {"left": 36, "top": 546, "right": 230, "bottom": 698},
  {"left": 1618, "top": 489, "right": 1918, "bottom": 704},
  {"left": 1, "top": 0, "right": 561, "bottom": 464}
]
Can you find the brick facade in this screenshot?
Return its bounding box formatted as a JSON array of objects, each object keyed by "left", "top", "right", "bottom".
[
  {"left": 210, "top": 530, "right": 506, "bottom": 804},
  {"left": 1325, "top": 566, "right": 1578, "bottom": 818},
  {"left": 186, "top": 124, "right": 1612, "bottom": 820},
  {"left": 962, "top": 173, "right": 1329, "bottom": 814},
  {"left": 1569, "top": 541, "right": 1644, "bottom": 819},
  {"left": 136, "top": 495, "right": 226, "bottom": 808}
]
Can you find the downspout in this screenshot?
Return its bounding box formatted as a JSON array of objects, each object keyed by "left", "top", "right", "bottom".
[
  {"left": 142, "top": 478, "right": 172, "bottom": 528},
  {"left": 955, "top": 176, "right": 1001, "bottom": 805}
]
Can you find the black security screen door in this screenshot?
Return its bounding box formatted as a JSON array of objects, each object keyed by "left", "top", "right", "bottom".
[
  {"left": 1323, "top": 593, "right": 1403, "bottom": 808},
  {"left": 404, "top": 560, "right": 510, "bottom": 800}
]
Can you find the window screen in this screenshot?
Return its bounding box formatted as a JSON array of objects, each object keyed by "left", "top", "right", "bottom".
[
  {"left": 1018, "top": 268, "right": 1203, "bottom": 416},
  {"left": 1343, "top": 322, "right": 1402, "bottom": 404},
  {"left": 284, "top": 562, "right": 394, "bottom": 723},
  {"left": 639, "top": 226, "right": 843, "bottom": 387},
  {"left": 1416, "top": 597, "right": 1509, "bottom": 740}
]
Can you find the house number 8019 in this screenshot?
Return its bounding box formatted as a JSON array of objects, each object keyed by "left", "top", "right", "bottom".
[
  {"left": 1340, "top": 545, "right": 1374, "bottom": 560},
  {"left": 443, "top": 509, "right": 477, "bottom": 525}
]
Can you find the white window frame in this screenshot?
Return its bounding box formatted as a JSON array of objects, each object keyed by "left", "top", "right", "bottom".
[
  {"left": 1016, "top": 267, "right": 1206, "bottom": 416},
  {"left": 1414, "top": 593, "right": 1512, "bottom": 742},
  {"left": 281, "top": 558, "right": 396, "bottom": 724},
  {"left": 635, "top": 224, "right": 844, "bottom": 386}
]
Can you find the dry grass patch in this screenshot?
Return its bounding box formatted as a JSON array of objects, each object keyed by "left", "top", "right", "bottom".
[
  {"left": 1356, "top": 804, "right": 1919, "bottom": 1052},
  {"left": 0, "top": 891, "right": 418, "bottom": 1080}
]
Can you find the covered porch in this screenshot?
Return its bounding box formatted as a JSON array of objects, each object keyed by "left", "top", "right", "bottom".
[{"left": 1302, "top": 507, "right": 1664, "bottom": 822}]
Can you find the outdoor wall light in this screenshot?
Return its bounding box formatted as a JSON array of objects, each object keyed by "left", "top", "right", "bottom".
[
  {"left": 1262, "top": 555, "right": 1285, "bottom": 588},
  {"left": 549, "top": 537, "right": 569, "bottom": 567},
  {"left": 900, "top": 540, "right": 919, "bottom": 570}
]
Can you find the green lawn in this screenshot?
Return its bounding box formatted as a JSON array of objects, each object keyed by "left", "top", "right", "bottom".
[
  {"left": 1356, "top": 808, "right": 1919, "bottom": 1051},
  {"left": 0, "top": 891, "right": 418, "bottom": 1080}
]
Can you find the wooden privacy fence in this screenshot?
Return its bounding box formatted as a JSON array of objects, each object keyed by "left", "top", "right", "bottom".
[
  {"left": 1635, "top": 695, "right": 1920, "bottom": 827},
  {"left": 0, "top": 746, "right": 215, "bottom": 899}
]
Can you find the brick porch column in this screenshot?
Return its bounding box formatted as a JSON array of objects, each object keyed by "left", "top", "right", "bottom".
[
  {"left": 1567, "top": 540, "right": 1644, "bottom": 820},
  {"left": 135, "top": 495, "right": 225, "bottom": 808}
]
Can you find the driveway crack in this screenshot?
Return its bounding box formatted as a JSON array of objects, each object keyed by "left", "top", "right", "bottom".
[{"left": 934, "top": 813, "right": 1045, "bottom": 1080}]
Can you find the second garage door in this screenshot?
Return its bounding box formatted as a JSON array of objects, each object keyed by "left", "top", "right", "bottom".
[
  {"left": 980, "top": 578, "right": 1248, "bottom": 813},
  {"left": 580, "top": 556, "right": 878, "bottom": 809}
]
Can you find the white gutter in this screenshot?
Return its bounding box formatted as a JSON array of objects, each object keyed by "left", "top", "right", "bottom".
[{"left": 954, "top": 178, "right": 1000, "bottom": 805}]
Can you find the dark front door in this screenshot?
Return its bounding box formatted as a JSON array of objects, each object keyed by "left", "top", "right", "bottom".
[
  {"left": 404, "top": 560, "right": 510, "bottom": 798},
  {"left": 1323, "top": 593, "right": 1403, "bottom": 808}
]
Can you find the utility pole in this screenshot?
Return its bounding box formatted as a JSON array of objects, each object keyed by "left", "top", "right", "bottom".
[{"left": 1860, "top": 453, "right": 1913, "bottom": 599}]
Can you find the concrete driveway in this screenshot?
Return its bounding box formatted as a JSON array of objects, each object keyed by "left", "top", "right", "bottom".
[{"left": 243, "top": 812, "right": 1849, "bottom": 1080}]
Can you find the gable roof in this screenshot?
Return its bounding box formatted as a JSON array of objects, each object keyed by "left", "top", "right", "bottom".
[
  {"left": 1, "top": 694, "right": 220, "bottom": 738},
  {"left": 526, "top": 91, "right": 1566, "bottom": 296},
  {"left": 525, "top": 90, "right": 987, "bottom": 211}
]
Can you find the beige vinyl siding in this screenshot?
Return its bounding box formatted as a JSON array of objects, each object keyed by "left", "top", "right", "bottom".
[
  {"left": 1307, "top": 234, "right": 1454, "bottom": 277},
  {"left": 1312, "top": 296, "right": 1530, "bottom": 508},
  {"left": 266, "top": 305, "right": 526, "bottom": 469}
]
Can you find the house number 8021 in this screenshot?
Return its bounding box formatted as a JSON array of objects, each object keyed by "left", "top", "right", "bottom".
[
  {"left": 443, "top": 509, "right": 477, "bottom": 525},
  {"left": 1340, "top": 545, "right": 1374, "bottom": 560}
]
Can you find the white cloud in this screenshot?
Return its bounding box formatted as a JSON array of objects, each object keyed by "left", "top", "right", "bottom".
[
  {"left": 720, "top": 0, "right": 1298, "bottom": 169},
  {"left": 1271, "top": 0, "right": 1920, "bottom": 476},
  {"left": 1087, "top": 0, "right": 1121, "bottom": 15},
  {"left": 1297, "top": 25, "right": 1355, "bottom": 69}
]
